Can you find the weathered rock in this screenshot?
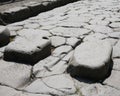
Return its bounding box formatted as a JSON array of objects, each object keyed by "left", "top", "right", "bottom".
[
  {"left": 0, "top": 60, "right": 31, "bottom": 88},
  {"left": 103, "top": 70, "right": 120, "bottom": 90},
  {"left": 0, "top": 85, "right": 20, "bottom": 96},
  {"left": 0, "top": 26, "right": 10, "bottom": 47},
  {"left": 50, "top": 36, "right": 66, "bottom": 47},
  {"left": 24, "top": 74, "right": 76, "bottom": 95},
  {"left": 67, "top": 40, "right": 113, "bottom": 80}
]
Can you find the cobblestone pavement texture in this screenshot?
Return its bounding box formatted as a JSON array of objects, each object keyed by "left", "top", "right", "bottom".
[{"left": 0, "top": 0, "right": 120, "bottom": 96}]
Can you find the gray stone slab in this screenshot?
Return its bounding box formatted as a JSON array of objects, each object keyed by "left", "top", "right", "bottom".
[
  {"left": 0, "top": 60, "right": 32, "bottom": 88},
  {"left": 67, "top": 40, "right": 113, "bottom": 80},
  {"left": 0, "top": 26, "right": 10, "bottom": 47}
]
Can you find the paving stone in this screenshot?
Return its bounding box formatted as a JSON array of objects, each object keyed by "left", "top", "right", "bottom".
[
  {"left": 0, "top": 26, "right": 10, "bottom": 47},
  {"left": 33, "top": 56, "right": 60, "bottom": 76},
  {"left": 24, "top": 74, "right": 76, "bottom": 95},
  {"left": 113, "top": 59, "right": 120, "bottom": 71},
  {"left": 66, "top": 37, "right": 80, "bottom": 47},
  {"left": 0, "top": 85, "right": 20, "bottom": 96},
  {"left": 83, "top": 33, "right": 108, "bottom": 42},
  {"left": 103, "top": 70, "right": 120, "bottom": 90},
  {"left": 35, "top": 61, "right": 68, "bottom": 78},
  {"left": 112, "top": 39, "right": 120, "bottom": 58},
  {"left": 81, "top": 83, "right": 120, "bottom": 96},
  {"left": 24, "top": 23, "right": 40, "bottom": 29},
  {"left": 0, "top": 60, "right": 32, "bottom": 88},
  {"left": 50, "top": 27, "right": 90, "bottom": 37},
  {"left": 19, "top": 92, "right": 50, "bottom": 96},
  {"left": 67, "top": 40, "right": 113, "bottom": 80},
  {"left": 104, "top": 38, "right": 118, "bottom": 46},
  {"left": 108, "top": 32, "right": 120, "bottom": 39},
  {"left": 52, "top": 45, "right": 72, "bottom": 57},
  {"left": 50, "top": 36, "right": 66, "bottom": 47}
]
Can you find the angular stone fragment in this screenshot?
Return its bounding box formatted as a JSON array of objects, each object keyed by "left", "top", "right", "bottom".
[
  {"left": 4, "top": 29, "right": 51, "bottom": 64},
  {"left": 0, "top": 26, "right": 10, "bottom": 47},
  {"left": 67, "top": 40, "right": 113, "bottom": 80},
  {"left": 24, "top": 74, "right": 76, "bottom": 95},
  {"left": 0, "top": 60, "right": 31, "bottom": 88}
]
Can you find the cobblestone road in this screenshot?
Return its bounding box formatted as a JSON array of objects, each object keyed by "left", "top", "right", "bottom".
[{"left": 0, "top": 0, "right": 120, "bottom": 96}]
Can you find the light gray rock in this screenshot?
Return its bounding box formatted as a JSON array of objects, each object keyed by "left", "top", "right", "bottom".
[
  {"left": 24, "top": 74, "right": 76, "bottom": 95},
  {"left": 0, "top": 60, "right": 31, "bottom": 88},
  {"left": 62, "top": 51, "right": 74, "bottom": 62},
  {"left": 35, "top": 61, "right": 68, "bottom": 77},
  {"left": 0, "top": 52, "right": 3, "bottom": 58},
  {"left": 67, "top": 40, "right": 113, "bottom": 80},
  {"left": 66, "top": 37, "right": 80, "bottom": 47},
  {"left": 52, "top": 45, "right": 72, "bottom": 57},
  {"left": 19, "top": 92, "right": 50, "bottom": 96},
  {"left": 4, "top": 29, "right": 51, "bottom": 64},
  {"left": 81, "top": 83, "right": 120, "bottom": 96},
  {"left": 50, "top": 36, "right": 66, "bottom": 47},
  {"left": 109, "top": 22, "right": 120, "bottom": 28},
  {"left": 24, "top": 23, "right": 40, "bottom": 29},
  {"left": 112, "top": 40, "right": 120, "bottom": 58},
  {"left": 103, "top": 70, "right": 120, "bottom": 90},
  {"left": 0, "top": 26, "right": 10, "bottom": 47},
  {"left": 0, "top": 85, "right": 20, "bottom": 96}
]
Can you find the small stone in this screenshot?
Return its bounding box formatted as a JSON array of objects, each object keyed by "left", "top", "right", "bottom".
[
  {"left": 113, "top": 59, "right": 120, "bottom": 71},
  {"left": 0, "top": 26, "right": 10, "bottom": 47},
  {"left": 50, "top": 36, "right": 66, "bottom": 47},
  {"left": 67, "top": 40, "right": 112, "bottom": 80}
]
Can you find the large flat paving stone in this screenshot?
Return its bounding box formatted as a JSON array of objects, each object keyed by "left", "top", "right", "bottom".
[
  {"left": 4, "top": 29, "right": 51, "bottom": 64},
  {"left": 24, "top": 74, "right": 76, "bottom": 95},
  {"left": 0, "top": 26, "right": 10, "bottom": 47},
  {"left": 67, "top": 40, "right": 113, "bottom": 80},
  {"left": 0, "top": 60, "right": 32, "bottom": 88}
]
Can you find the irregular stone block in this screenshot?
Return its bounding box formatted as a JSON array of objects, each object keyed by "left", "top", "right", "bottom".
[
  {"left": 0, "top": 26, "right": 10, "bottom": 47},
  {"left": 67, "top": 40, "right": 113, "bottom": 80}
]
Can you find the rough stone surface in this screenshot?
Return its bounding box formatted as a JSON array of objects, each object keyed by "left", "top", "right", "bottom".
[
  {"left": 0, "top": 26, "right": 10, "bottom": 47},
  {"left": 0, "top": 60, "right": 32, "bottom": 88},
  {"left": 67, "top": 40, "right": 113, "bottom": 80},
  {"left": 24, "top": 74, "right": 76, "bottom": 95}
]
